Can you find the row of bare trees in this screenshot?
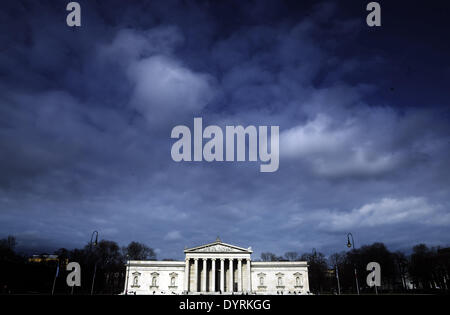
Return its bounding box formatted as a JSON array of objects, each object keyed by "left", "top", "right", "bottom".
[
  {"left": 259, "top": 242, "right": 450, "bottom": 294},
  {"left": 0, "top": 236, "right": 156, "bottom": 294}
]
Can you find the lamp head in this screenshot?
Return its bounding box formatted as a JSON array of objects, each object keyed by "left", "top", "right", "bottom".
[
  {"left": 93, "top": 231, "right": 98, "bottom": 246},
  {"left": 347, "top": 235, "right": 352, "bottom": 248}
]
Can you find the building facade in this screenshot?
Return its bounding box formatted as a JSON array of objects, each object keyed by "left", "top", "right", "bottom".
[{"left": 124, "top": 239, "right": 310, "bottom": 295}]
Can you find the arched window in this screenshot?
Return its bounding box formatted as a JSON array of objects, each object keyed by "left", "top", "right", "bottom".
[
  {"left": 278, "top": 277, "right": 283, "bottom": 286},
  {"left": 259, "top": 276, "right": 264, "bottom": 286},
  {"left": 152, "top": 276, "right": 157, "bottom": 287}
]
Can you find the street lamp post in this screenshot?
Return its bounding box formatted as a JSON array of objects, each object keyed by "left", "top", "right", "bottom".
[
  {"left": 90, "top": 231, "right": 99, "bottom": 295},
  {"left": 124, "top": 254, "right": 130, "bottom": 295},
  {"left": 335, "top": 264, "right": 341, "bottom": 295},
  {"left": 347, "top": 233, "right": 360, "bottom": 295},
  {"left": 331, "top": 254, "right": 341, "bottom": 295},
  {"left": 91, "top": 261, "right": 98, "bottom": 295},
  {"left": 51, "top": 259, "right": 60, "bottom": 295}
]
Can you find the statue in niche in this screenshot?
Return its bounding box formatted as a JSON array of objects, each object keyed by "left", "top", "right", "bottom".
[{"left": 278, "top": 277, "right": 283, "bottom": 286}]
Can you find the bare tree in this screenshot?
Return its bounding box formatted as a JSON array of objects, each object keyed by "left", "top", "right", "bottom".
[
  {"left": 260, "top": 252, "right": 280, "bottom": 261},
  {"left": 123, "top": 241, "right": 156, "bottom": 260},
  {"left": 284, "top": 251, "right": 299, "bottom": 261}
]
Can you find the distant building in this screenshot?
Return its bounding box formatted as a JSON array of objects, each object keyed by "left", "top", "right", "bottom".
[
  {"left": 28, "top": 254, "right": 68, "bottom": 266},
  {"left": 28, "top": 254, "right": 59, "bottom": 263}
]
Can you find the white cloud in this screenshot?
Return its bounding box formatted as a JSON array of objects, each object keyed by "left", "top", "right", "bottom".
[
  {"left": 280, "top": 105, "right": 406, "bottom": 178},
  {"left": 315, "top": 197, "right": 450, "bottom": 231},
  {"left": 127, "top": 55, "right": 215, "bottom": 125},
  {"left": 281, "top": 114, "right": 354, "bottom": 157},
  {"left": 313, "top": 149, "right": 401, "bottom": 177},
  {"left": 164, "top": 230, "right": 182, "bottom": 241},
  {"left": 98, "top": 26, "right": 216, "bottom": 126},
  {"left": 99, "top": 26, "right": 184, "bottom": 64}
]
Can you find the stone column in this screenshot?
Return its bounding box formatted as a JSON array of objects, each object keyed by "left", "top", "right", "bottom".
[
  {"left": 237, "top": 258, "right": 242, "bottom": 292},
  {"left": 201, "top": 258, "right": 207, "bottom": 292},
  {"left": 229, "top": 258, "right": 234, "bottom": 292},
  {"left": 220, "top": 258, "right": 225, "bottom": 293},
  {"left": 184, "top": 258, "right": 190, "bottom": 292},
  {"left": 247, "top": 259, "right": 251, "bottom": 292},
  {"left": 211, "top": 259, "right": 216, "bottom": 292},
  {"left": 193, "top": 258, "right": 198, "bottom": 292}
]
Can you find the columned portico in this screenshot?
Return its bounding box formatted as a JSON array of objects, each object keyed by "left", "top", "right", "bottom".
[
  {"left": 187, "top": 257, "right": 252, "bottom": 293},
  {"left": 184, "top": 238, "right": 253, "bottom": 294}
]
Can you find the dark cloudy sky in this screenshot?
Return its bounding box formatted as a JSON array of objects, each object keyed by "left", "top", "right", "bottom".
[{"left": 1, "top": 0, "right": 450, "bottom": 259}]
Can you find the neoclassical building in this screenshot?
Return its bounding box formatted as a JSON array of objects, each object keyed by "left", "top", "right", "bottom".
[{"left": 124, "top": 238, "right": 310, "bottom": 295}]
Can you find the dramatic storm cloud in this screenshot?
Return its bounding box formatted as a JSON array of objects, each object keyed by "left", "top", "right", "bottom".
[{"left": 0, "top": 0, "right": 449, "bottom": 259}]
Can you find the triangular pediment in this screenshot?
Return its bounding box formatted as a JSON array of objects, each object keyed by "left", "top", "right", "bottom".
[{"left": 184, "top": 241, "right": 252, "bottom": 253}]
